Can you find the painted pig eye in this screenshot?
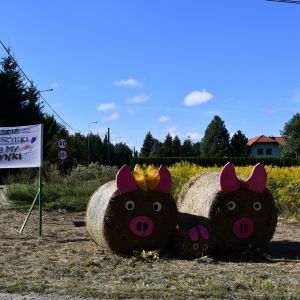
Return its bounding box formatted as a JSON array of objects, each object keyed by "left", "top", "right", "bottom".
[
  {"left": 253, "top": 202, "right": 262, "bottom": 211},
  {"left": 202, "top": 244, "right": 208, "bottom": 251},
  {"left": 153, "top": 202, "right": 162, "bottom": 212},
  {"left": 125, "top": 200, "right": 135, "bottom": 211},
  {"left": 227, "top": 201, "right": 236, "bottom": 211},
  {"left": 193, "top": 243, "right": 199, "bottom": 251}
]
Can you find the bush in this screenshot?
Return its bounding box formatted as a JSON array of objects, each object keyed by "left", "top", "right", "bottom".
[
  {"left": 130, "top": 157, "right": 300, "bottom": 168},
  {"left": 5, "top": 163, "right": 117, "bottom": 211},
  {"left": 6, "top": 183, "right": 38, "bottom": 208},
  {"left": 5, "top": 162, "right": 300, "bottom": 219}
]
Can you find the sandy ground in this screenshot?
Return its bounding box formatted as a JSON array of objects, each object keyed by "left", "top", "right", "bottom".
[{"left": 0, "top": 208, "right": 299, "bottom": 299}]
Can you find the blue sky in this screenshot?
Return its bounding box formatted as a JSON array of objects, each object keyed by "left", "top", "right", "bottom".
[{"left": 1, "top": 0, "right": 299, "bottom": 150}]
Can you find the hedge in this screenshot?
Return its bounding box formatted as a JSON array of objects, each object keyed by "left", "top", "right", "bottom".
[{"left": 130, "top": 157, "right": 300, "bottom": 168}]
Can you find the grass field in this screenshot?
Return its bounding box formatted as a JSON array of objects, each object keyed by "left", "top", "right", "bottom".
[
  {"left": 1, "top": 163, "right": 299, "bottom": 298},
  {"left": 0, "top": 210, "right": 299, "bottom": 299},
  {"left": 4, "top": 162, "right": 300, "bottom": 219}
]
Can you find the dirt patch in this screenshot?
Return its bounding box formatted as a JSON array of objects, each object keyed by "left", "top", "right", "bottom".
[{"left": 0, "top": 209, "right": 299, "bottom": 299}]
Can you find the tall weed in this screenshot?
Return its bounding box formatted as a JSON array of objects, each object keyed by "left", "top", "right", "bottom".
[{"left": 6, "top": 163, "right": 117, "bottom": 211}]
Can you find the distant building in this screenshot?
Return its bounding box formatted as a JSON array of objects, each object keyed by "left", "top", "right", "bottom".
[{"left": 247, "top": 135, "right": 286, "bottom": 158}]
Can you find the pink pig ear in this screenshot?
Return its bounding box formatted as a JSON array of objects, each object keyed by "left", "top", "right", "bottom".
[
  {"left": 220, "top": 162, "right": 240, "bottom": 193},
  {"left": 116, "top": 165, "right": 138, "bottom": 193},
  {"left": 155, "top": 165, "right": 172, "bottom": 193},
  {"left": 246, "top": 163, "right": 267, "bottom": 193}
]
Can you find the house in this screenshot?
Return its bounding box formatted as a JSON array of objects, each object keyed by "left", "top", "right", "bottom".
[{"left": 247, "top": 135, "right": 286, "bottom": 158}]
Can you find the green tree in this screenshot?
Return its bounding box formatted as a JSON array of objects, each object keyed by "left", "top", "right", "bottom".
[
  {"left": 88, "top": 133, "right": 103, "bottom": 163},
  {"left": 280, "top": 113, "right": 300, "bottom": 158},
  {"left": 193, "top": 141, "right": 201, "bottom": 156},
  {"left": 114, "top": 143, "right": 133, "bottom": 166},
  {"left": 182, "top": 138, "right": 194, "bottom": 157},
  {"left": 172, "top": 135, "right": 182, "bottom": 157},
  {"left": 149, "top": 139, "right": 163, "bottom": 157},
  {"left": 43, "top": 114, "right": 68, "bottom": 163},
  {"left": 140, "top": 132, "right": 155, "bottom": 157},
  {"left": 200, "top": 115, "right": 230, "bottom": 157},
  {"left": 0, "top": 54, "right": 41, "bottom": 126},
  {"left": 162, "top": 133, "right": 173, "bottom": 156},
  {"left": 0, "top": 52, "right": 70, "bottom": 167},
  {"left": 229, "top": 130, "right": 249, "bottom": 157}
]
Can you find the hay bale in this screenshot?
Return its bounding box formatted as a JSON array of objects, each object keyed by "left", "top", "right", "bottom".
[
  {"left": 86, "top": 165, "right": 178, "bottom": 254},
  {"left": 177, "top": 163, "right": 278, "bottom": 251},
  {"left": 173, "top": 212, "right": 216, "bottom": 259}
]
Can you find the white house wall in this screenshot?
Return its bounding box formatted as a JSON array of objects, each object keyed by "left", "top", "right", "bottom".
[{"left": 249, "top": 143, "right": 282, "bottom": 158}]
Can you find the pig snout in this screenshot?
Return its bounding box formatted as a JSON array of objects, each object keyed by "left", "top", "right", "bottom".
[
  {"left": 129, "top": 216, "right": 154, "bottom": 237},
  {"left": 232, "top": 217, "right": 254, "bottom": 238}
]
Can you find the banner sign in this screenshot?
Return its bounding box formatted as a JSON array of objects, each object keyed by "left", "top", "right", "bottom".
[{"left": 0, "top": 124, "right": 43, "bottom": 169}]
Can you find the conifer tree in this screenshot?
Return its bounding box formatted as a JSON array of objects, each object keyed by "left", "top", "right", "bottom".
[
  {"left": 149, "top": 139, "right": 163, "bottom": 157},
  {"left": 0, "top": 54, "right": 40, "bottom": 126},
  {"left": 172, "top": 135, "right": 182, "bottom": 157},
  {"left": 201, "top": 116, "right": 230, "bottom": 157},
  {"left": 162, "top": 133, "right": 173, "bottom": 157},
  {"left": 182, "top": 138, "right": 194, "bottom": 157},
  {"left": 140, "top": 132, "right": 155, "bottom": 157},
  {"left": 229, "top": 130, "right": 249, "bottom": 157}
]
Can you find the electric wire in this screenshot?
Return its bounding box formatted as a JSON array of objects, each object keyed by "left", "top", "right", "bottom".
[
  {"left": 0, "top": 40, "right": 80, "bottom": 133},
  {"left": 266, "top": 0, "right": 300, "bottom": 4}
]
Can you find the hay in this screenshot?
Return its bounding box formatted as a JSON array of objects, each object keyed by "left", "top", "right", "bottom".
[
  {"left": 177, "top": 163, "right": 278, "bottom": 251},
  {"left": 173, "top": 212, "right": 216, "bottom": 259},
  {"left": 86, "top": 165, "right": 178, "bottom": 254}
]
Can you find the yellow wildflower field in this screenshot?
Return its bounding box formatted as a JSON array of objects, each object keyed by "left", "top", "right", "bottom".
[{"left": 169, "top": 162, "right": 300, "bottom": 219}]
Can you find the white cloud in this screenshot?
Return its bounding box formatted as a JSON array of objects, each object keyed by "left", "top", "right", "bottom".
[
  {"left": 265, "top": 106, "right": 278, "bottom": 114},
  {"left": 72, "top": 84, "right": 87, "bottom": 90},
  {"left": 114, "top": 78, "right": 142, "bottom": 88},
  {"left": 97, "top": 102, "right": 116, "bottom": 111},
  {"left": 124, "top": 109, "right": 135, "bottom": 115},
  {"left": 104, "top": 112, "right": 120, "bottom": 121},
  {"left": 159, "top": 115, "right": 170, "bottom": 122},
  {"left": 126, "top": 95, "right": 150, "bottom": 104},
  {"left": 51, "top": 82, "right": 59, "bottom": 88},
  {"left": 162, "top": 126, "right": 181, "bottom": 138},
  {"left": 186, "top": 132, "right": 202, "bottom": 141},
  {"left": 184, "top": 90, "right": 214, "bottom": 106}
]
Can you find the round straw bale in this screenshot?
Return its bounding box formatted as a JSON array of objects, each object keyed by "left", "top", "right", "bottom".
[
  {"left": 86, "top": 165, "right": 178, "bottom": 254},
  {"left": 172, "top": 212, "right": 216, "bottom": 259},
  {"left": 177, "top": 163, "right": 278, "bottom": 251}
]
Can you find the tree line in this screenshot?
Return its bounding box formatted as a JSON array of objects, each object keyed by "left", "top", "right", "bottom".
[
  {"left": 1, "top": 50, "right": 299, "bottom": 171},
  {"left": 0, "top": 53, "right": 133, "bottom": 170},
  {"left": 140, "top": 116, "right": 250, "bottom": 158},
  {"left": 140, "top": 113, "right": 300, "bottom": 159}
]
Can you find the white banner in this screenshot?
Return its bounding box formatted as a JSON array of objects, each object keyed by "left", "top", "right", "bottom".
[{"left": 0, "top": 124, "right": 43, "bottom": 169}]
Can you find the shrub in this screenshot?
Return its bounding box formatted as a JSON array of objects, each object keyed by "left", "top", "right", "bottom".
[
  {"left": 6, "top": 183, "right": 38, "bottom": 208},
  {"left": 6, "top": 163, "right": 117, "bottom": 211}
]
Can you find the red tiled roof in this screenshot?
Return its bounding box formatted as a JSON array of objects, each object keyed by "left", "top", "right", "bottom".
[
  {"left": 274, "top": 137, "right": 286, "bottom": 145},
  {"left": 247, "top": 135, "right": 286, "bottom": 146}
]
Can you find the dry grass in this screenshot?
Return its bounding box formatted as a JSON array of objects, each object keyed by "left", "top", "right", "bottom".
[{"left": 0, "top": 209, "right": 299, "bottom": 299}]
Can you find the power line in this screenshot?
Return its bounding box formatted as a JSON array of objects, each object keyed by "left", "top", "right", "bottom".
[
  {"left": 0, "top": 40, "right": 80, "bottom": 133},
  {"left": 266, "top": 0, "right": 300, "bottom": 4}
]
